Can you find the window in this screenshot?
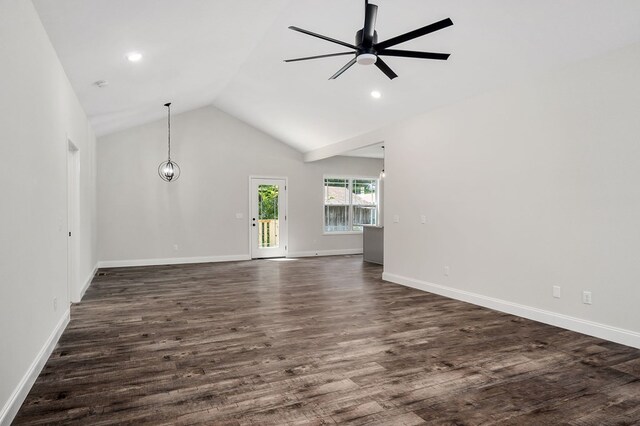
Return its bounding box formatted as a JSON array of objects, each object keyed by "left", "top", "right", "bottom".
[{"left": 324, "top": 177, "right": 378, "bottom": 233}]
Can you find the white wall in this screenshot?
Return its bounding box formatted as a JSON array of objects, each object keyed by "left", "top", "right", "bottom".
[
  {"left": 97, "top": 106, "right": 382, "bottom": 264},
  {"left": 375, "top": 43, "right": 640, "bottom": 348},
  {"left": 0, "top": 0, "right": 97, "bottom": 423}
]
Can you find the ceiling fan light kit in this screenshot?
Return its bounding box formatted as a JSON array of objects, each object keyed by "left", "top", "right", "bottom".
[
  {"left": 357, "top": 53, "right": 377, "bottom": 65},
  {"left": 285, "top": 0, "right": 453, "bottom": 80}
]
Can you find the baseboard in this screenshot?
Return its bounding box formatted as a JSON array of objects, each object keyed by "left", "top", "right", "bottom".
[
  {"left": 77, "top": 263, "right": 98, "bottom": 301},
  {"left": 0, "top": 308, "right": 70, "bottom": 426},
  {"left": 98, "top": 254, "right": 251, "bottom": 269},
  {"left": 99, "top": 251, "right": 363, "bottom": 267},
  {"left": 382, "top": 272, "right": 640, "bottom": 350},
  {"left": 288, "top": 249, "right": 363, "bottom": 258}
]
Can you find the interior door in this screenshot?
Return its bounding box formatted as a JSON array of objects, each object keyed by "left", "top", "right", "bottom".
[{"left": 251, "top": 178, "right": 287, "bottom": 258}]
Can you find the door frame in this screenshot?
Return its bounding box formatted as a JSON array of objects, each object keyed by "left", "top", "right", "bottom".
[
  {"left": 249, "top": 176, "right": 288, "bottom": 259},
  {"left": 67, "top": 139, "right": 80, "bottom": 304}
]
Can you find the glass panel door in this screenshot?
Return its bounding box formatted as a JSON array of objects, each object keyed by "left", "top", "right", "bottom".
[
  {"left": 251, "top": 178, "right": 287, "bottom": 258},
  {"left": 258, "top": 184, "right": 279, "bottom": 248}
]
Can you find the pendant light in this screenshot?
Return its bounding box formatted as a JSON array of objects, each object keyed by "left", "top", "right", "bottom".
[
  {"left": 158, "top": 102, "right": 181, "bottom": 182},
  {"left": 380, "top": 145, "right": 386, "bottom": 179}
]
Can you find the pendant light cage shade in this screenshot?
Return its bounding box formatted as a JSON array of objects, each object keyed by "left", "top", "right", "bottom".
[
  {"left": 159, "top": 102, "right": 180, "bottom": 182},
  {"left": 158, "top": 159, "right": 181, "bottom": 182}
]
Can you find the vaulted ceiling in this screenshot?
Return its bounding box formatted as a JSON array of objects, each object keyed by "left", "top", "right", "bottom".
[{"left": 33, "top": 0, "right": 640, "bottom": 153}]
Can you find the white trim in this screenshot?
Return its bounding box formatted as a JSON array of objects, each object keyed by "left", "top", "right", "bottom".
[
  {"left": 323, "top": 174, "right": 380, "bottom": 180},
  {"left": 248, "top": 175, "right": 289, "bottom": 180},
  {"left": 67, "top": 140, "right": 80, "bottom": 307},
  {"left": 288, "top": 249, "right": 363, "bottom": 258},
  {"left": 98, "top": 254, "right": 250, "bottom": 269},
  {"left": 382, "top": 272, "right": 640, "bottom": 349},
  {"left": 77, "top": 263, "right": 98, "bottom": 302},
  {"left": 322, "top": 231, "right": 363, "bottom": 236},
  {"left": 0, "top": 308, "right": 70, "bottom": 426}
]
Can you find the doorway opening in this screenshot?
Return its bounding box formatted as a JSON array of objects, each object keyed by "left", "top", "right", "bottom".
[{"left": 67, "top": 140, "right": 80, "bottom": 303}]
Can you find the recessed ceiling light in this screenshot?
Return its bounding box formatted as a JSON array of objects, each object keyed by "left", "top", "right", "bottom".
[
  {"left": 371, "top": 90, "right": 382, "bottom": 99},
  {"left": 126, "top": 52, "right": 143, "bottom": 62}
]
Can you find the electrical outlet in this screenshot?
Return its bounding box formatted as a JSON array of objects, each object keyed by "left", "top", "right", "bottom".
[
  {"left": 393, "top": 215, "right": 400, "bottom": 223},
  {"left": 582, "top": 291, "right": 592, "bottom": 305},
  {"left": 235, "top": 212, "right": 244, "bottom": 219},
  {"left": 420, "top": 215, "right": 427, "bottom": 224},
  {"left": 53, "top": 297, "right": 58, "bottom": 312},
  {"left": 553, "top": 286, "right": 561, "bottom": 298},
  {"left": 444, "top": 266, "right": 450, "bottom": 276},
  {"left": 173, "top": 244, "right": 179, "bottom": 251}
]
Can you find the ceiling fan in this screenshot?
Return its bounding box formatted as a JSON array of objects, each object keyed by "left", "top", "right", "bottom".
[{"left": 285, "top": 0, "right": 453, "bottom": 80}]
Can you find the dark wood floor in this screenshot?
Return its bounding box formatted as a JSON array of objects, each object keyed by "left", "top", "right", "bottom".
[{"left": 14, "top": 256, "right": 640, "bottom": 425}]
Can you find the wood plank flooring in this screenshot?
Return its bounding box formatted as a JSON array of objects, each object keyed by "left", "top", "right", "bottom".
[{"left": 14, "top": 255, "right": 640, "bottom": 425}]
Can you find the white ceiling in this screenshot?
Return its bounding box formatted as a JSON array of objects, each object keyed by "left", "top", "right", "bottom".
[{"left": 33, "top": 0, "right": 640, "bottom": 153}]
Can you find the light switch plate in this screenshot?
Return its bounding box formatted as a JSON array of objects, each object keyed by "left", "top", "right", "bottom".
[
  {"left": 420, "top": 215, "right": 427, "bottom": 224},
  {"left": 393, "top": 215, "right": 400, "bottom": 223}
]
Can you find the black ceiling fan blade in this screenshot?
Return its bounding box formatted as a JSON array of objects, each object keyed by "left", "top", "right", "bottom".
[
  {"left": 284, "top": 52, "right": 355, "bottom": 63},
  {"left": 375, "top": 57, "right": 398, "bottom": 80},
  {"left": 375, "top": 18, "right": 453, "bottom": 50},
  {"left": 378, "top": 49, "right": 450, "bottom": 60},
  {"left": 288, "top": 26, "right": 358, "bottom": 50},
  {"left": 329, "top": 58, "right": 357, "bottom": 80},
  {"left": 362, "top": 3, "right": 378, "bottom": 48}
]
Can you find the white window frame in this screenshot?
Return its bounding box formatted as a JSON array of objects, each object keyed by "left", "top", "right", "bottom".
[{"left": 322, "top": 175, "right": 379, "bottom": 235}]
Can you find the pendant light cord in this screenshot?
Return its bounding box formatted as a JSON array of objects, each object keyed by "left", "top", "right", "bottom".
[{"left": 165, "top": 102, "right": 171, "bottom": 161}]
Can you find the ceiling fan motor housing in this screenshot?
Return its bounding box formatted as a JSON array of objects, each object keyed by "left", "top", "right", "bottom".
[{"left": 355, "top": 29, "right": 378, "bottom": 50}]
